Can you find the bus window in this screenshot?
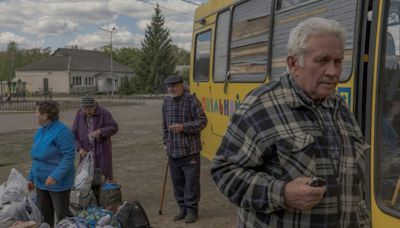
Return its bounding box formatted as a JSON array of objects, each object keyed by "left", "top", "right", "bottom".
[
  {"left": 277, "top": 0, "right": 314, "bottom": 10},
  {"left": 213, "top": 10, "right": 230, "bottom": 82},
  {"left": 229, "top": 0, "right": 270, "bottom": 82},
  {"left": 377, "top": 0, "right": 400, "bottom": 213},
  {"left": 194, "top": 31, "right": 212, "bottom": 82}
]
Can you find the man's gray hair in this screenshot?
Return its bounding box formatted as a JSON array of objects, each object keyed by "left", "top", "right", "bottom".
[{"left": 287, "top": 17, "right": 347, "bottom": 64}]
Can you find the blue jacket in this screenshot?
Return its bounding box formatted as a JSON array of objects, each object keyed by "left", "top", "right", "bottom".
[{"left": 29, "top": 120, "right": 75, "bottom": 192}]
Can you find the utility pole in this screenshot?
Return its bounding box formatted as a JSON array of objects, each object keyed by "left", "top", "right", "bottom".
[{"left": 99, "top": 27, "right": 116, "bottom": 96}]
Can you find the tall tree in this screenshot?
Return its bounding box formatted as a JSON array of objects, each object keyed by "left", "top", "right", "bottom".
[{"left": 133, "top": 4, "right": 176, "bottom": 93}]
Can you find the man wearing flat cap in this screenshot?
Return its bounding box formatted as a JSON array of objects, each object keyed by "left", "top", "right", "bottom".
[
  {"left": 162, "top": 75, "right": 208, "bottom": 223},
  {"left": 72, "top": 96, "right": 119, "bottom": 180}
]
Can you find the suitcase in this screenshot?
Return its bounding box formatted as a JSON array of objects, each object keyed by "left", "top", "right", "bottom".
[{"left": 116, "top": 201, "right": 150, "bottom": 228}]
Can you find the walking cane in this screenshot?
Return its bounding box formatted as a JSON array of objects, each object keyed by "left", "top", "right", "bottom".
[{"left": 158, "top": 160, "right": 169, "bottom": 215}]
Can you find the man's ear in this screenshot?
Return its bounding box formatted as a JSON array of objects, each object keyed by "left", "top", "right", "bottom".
[{"left": 287, "top": 56, "right": 297, "bottom": 76}]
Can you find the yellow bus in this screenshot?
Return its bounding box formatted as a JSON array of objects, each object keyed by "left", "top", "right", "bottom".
[{"left": 189, "top": 0, "right": 400, "bottom": 226}]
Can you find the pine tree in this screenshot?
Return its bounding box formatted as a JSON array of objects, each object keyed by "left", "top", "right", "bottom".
[{"left": 133, "top": 4, "right": 177, "bottom": 94}]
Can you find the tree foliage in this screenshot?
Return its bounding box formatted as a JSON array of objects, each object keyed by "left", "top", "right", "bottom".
[
  {"left": 132, "top": 4, "right": 177, "bottom": 94},
  {"left": 0, "top": 42, "right": 50, "bottom": 81}
]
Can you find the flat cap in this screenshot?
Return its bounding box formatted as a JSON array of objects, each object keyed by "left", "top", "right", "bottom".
[
  {"left": 80, "top": 96, "right": 96, "bottom": 107},
  {"left": 164, "top": 75, "right": 183, "bottom": 85}
]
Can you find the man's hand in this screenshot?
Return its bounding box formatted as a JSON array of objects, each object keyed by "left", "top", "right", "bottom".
[
  {"left": 284, "top": 176, "right": 326, "bottom": 210},
  {"left": 45, "top": 176, "right": 57, "bottom": 186},
  {"left": 79, "top": 148, "right": 87, "bottom": 158},
  {"left": 169, "top": 123, "right": 184, "bottom": 133},
  {"left": 27, "top": 181, "right": 35, "bottom": 192}
]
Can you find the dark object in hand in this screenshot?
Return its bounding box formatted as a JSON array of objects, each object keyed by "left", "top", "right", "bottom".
[{"left": 308, "top": 177, "right": 326, "bottom": 187}]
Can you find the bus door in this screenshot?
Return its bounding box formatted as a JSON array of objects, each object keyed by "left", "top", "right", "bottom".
[
  {"left": 191, "top": 28, "right": 214, "bottom": 158},
  {"left": 369, "top": 0, "right": 400, "bottom": 226}
]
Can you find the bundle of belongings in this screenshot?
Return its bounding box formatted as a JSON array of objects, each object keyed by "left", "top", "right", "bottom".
[
  {"left": 63, "top": 152, "right": 150, "bottom": 228},
  {"left": 57, "top": 201, "right": 151, "bottom": 228},
  {"left": 0, "top": 169, "right": 42, "bottom": 228},
  {"left": 57, "top": 207, "right": 119, "bottom": 228}
]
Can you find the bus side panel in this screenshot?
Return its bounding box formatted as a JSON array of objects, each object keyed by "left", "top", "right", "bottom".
[{"left": 271, "top": 0, "right": 358, "bottom": 82}]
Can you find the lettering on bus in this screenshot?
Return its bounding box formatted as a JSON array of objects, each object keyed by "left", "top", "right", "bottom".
[
  {"left": 201, "top": 95, "right": 241, "bottom": 116},
  {"left": 337, "top": 87, "right": 351, "bottom": 110}
]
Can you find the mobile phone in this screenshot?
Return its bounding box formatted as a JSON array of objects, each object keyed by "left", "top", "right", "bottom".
[{"left": 308, "top": 177, "right": 326, "bottom": 187}]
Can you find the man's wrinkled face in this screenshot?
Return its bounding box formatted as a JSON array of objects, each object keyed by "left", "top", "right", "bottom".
[
  {"left": 82, "top": 106, "right": 96, "bottom": 117},
  {"left": 167, "top": 83, "right": 184, "bottom": 97},
  {"left": 287, "top": 35, "right": 344, "bottom": 101}
]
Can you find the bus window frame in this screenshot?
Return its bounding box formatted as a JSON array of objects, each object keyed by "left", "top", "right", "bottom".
[
  {"left": 212, "top": 9, "right": 232, "bottom": 83},
  {"left": 227, "top": 0, "right": 273, "bottom": 84},
  {"left": 374, "top": 0, "right": 400, "bottom": 219},
  {"left": 193, "top": 29, "right": 212, "bottom": 83},
  {"left": 276, "top": 0, "right": 320, "bottom": 12}
]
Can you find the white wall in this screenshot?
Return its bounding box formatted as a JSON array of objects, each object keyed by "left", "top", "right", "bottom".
[{"left": 15, "top": 71, "right": 69, "bottom": 93}]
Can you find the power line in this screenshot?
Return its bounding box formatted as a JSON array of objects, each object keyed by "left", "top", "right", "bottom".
[
  {"left": 136, "top": 1, "right": 192, "bottom": 19},
  {"left": 182, "top": 0, "right": 200, "bottom": 6},
  {"left": 136, "top": 0, "right": 194, "bottom": 18}
]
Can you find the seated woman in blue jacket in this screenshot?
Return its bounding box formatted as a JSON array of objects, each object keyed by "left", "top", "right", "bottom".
[{"left": 27, "top": 100, "right": 75, "bottom": 226}]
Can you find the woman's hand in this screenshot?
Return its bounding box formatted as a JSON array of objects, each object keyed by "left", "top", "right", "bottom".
[
  {"left": 79, "top": 148, "right": 87, "bottom": 158},
  {"left": 27, "top": 181, "right": 35, "bottom": 192},
  {"left": 45, "top": 176, "right": 57, "bottom": 186}
]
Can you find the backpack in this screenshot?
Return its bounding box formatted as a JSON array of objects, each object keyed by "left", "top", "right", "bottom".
[{"left": 116, "top": 201, "right": 150, "bottom": 228}]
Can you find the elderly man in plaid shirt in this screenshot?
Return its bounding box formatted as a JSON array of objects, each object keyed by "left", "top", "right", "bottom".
[
  {"left": 211, "top": 17, "right": 370, "bottom": 227},
  {"left": 162, "top": 75, "right": 208, "bottom": 223}
]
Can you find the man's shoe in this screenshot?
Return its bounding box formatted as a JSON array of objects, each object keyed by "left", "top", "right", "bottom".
[
  {"left": 185, "top": 213, "right": 198, "bottom": 223},
  {"left": 173, "top": 210, "right": 186, "bottom": 221}
]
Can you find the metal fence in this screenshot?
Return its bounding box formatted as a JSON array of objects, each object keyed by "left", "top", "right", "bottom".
[{"left": 0, "top": 96, "right": 146, "bottom": 112}]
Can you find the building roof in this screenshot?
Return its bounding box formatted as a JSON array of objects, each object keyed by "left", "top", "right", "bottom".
[{"left": 16, "top": 48, "right": 134, "bottom": 73}]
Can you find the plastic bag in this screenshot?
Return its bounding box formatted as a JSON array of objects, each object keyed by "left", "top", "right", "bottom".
[
  {"left": 25, "top": 197, "right": 41, "bottom": 224},
  {"left": 0, "top": 183, "right": 5, "bottom": 200},
  {"left": 56, "top": 217, "right": 87, "bottom": 228},
  {"left": 75, "top": 151, "right": 95, "bottom": 191},
  {"left": 1, "top": 168, "right": 30, "bottom": 203},
  {"left": 0, "top": 197, "right": 41, "bottom": 225}
]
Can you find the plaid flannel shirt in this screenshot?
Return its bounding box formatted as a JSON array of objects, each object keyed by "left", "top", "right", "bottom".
[
  {"left": 162, "top": 92, "right": 208, "bottom": 158},
  {"left": 211, "top": 74, "right": 370, "bottom": 228}
]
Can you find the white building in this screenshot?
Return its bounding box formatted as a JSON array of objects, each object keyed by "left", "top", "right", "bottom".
[{"left": 15, "top": 48, "right": 134, "bottom": 94}]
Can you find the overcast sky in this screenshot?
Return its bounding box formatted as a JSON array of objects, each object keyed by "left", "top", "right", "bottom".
[{"left": 0, "top": 0, "right": 206, "bottom": 52}]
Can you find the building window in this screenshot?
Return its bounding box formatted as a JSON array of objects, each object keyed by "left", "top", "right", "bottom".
[
  {"left": 72, "top": 76, "right": 82, "bottom": 86},
  {"left": 89, "top": 77, "right": 94, "bottom": 86}
]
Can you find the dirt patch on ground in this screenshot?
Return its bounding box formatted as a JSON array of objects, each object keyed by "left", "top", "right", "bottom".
[{"left": 0, "top": 100, "right": 237, "bottom": 228}]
